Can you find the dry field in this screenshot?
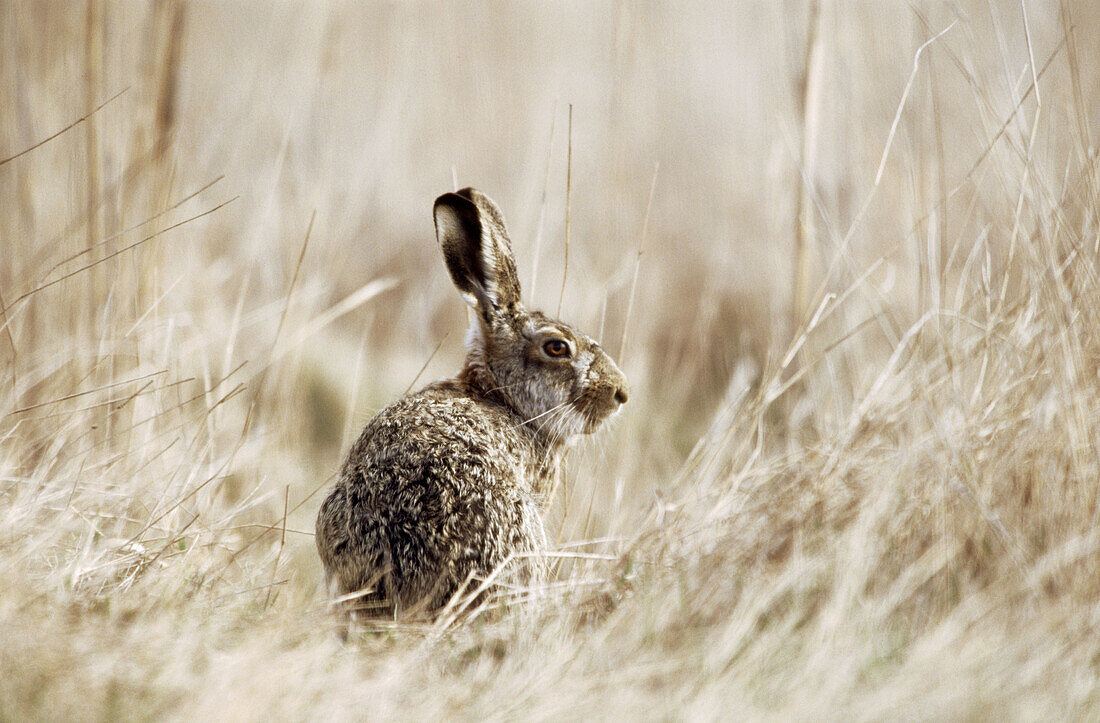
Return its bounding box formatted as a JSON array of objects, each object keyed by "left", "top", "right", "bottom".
[{"left": 2, "top": 1, "right": 1100, "bottom": 719}]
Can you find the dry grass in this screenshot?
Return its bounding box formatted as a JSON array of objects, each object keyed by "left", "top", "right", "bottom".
[{"left": 3, "top": 1, "right": 1100, "bottom": 719}]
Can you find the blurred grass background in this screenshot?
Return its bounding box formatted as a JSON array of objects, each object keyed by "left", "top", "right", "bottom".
[{"left": 2, "top": 1, "right": 1100, "bottom": 718}]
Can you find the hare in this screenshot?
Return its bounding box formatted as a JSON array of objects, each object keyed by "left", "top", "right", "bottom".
[{"left": 315, "top": 188, "right": 628, "bottom": 620}]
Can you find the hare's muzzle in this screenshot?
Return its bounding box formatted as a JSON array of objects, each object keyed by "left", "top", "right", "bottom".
[{"left": 580, "top": 353, "right": 628, "bottom": 430}]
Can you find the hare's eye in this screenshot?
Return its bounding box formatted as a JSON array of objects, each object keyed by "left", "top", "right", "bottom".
[{"left": 543, "top": 339, "right": 571, "bottom": 358}]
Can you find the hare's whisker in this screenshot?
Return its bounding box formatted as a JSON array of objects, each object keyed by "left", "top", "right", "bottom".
[
  {"left": 535, "top": 404, "right": 574, "bottom": 439},
  {"left": 521, "top": 400, "right": 573, "bottom": 427}
]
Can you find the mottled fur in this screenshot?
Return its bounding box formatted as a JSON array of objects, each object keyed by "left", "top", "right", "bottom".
[{"left": 315, "top": 188, "right": 628, "bottom": 619}]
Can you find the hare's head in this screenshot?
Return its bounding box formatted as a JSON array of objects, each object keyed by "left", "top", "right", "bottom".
[{"left": 433, "top": 188, "right": 628, "bottom": 441}]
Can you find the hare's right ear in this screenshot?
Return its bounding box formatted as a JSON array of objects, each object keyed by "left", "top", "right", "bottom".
[{"left": 433, "top": 188, "right": 522, "bottom": 318}]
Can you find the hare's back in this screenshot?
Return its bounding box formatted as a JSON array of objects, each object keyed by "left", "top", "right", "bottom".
[
  {"left": 346, "top": 389, "right": 533, "bottom": 488},
  {"left": 318, "top": 389, "right": 544, "bottom": 606}
]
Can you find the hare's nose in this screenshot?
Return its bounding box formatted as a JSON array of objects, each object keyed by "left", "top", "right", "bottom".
[{"left": 614, "top": 386, "right": 628, "bottom": 405}]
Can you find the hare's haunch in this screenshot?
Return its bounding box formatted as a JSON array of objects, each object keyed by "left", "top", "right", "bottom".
[{"left": 315, "top": 188, "right": 628, "bottom": 619}]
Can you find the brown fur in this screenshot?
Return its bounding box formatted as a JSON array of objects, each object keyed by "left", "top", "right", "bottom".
[{"left": 315, "top": 188, "right": 628, "bottom": 620}]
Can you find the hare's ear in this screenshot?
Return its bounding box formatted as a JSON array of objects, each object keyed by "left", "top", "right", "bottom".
[{"left": 433, "top": 188, "right": 522, "bottom": 317}]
